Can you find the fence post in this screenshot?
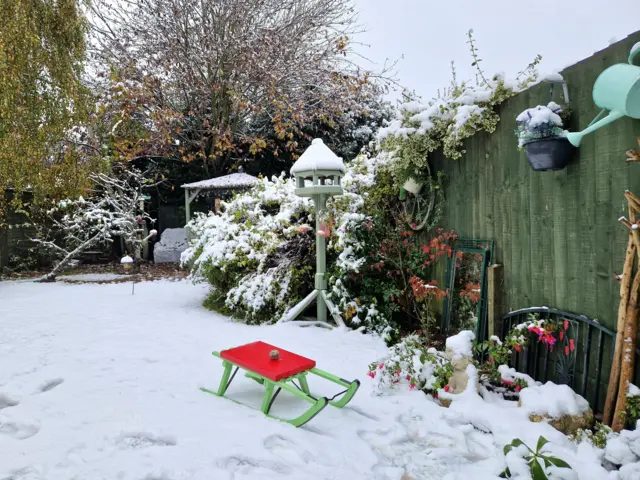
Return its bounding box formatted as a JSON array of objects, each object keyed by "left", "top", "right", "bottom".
[{"left": 488, "top": 264, "right": 503, "bottom": 337}]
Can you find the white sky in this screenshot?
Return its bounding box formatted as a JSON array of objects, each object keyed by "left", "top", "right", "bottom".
[{"left": 353, "top": 0, "right": 640, "bottom": 101}]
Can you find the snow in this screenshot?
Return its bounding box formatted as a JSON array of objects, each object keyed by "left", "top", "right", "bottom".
[
  {"left": 58, "top": 273, "right": 130, "bottom": 282},
  {"left": 604, "top": 423, "right": 640, "bottom": 466},
  {"left": 290, "top": 138, "right": 346, "bottom": 174},
  {"left": 0, "top": 280, "right": 623, "bottom": 480},
  {"left": 445, "top": 330, "right": 475, "bottom": 359},
  {"left": 543, "top": 72, "right": 565, "bottom": 82},
  {"left": 628, "top": 382, "right": 640, "bottom": 397},
  {"left": 181, "top": 173, "right": 260, "bottom": 190},
  {"left": 154, "top": 228, "right": 188, "bottom": 264},
  {"left": 516, "top": 104, "right": 563, "bottom": 128},
  {"left": 519, "top": 382, "right": 590, "bottom": 417},
  {"left": 120, "top": 255, "right": 134, "bottom": 264}
]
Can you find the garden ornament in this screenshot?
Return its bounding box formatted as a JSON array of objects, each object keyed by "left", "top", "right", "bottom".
[
  {"left": 276, "top": 138, "right": 346, "bottom": 327},
  {"left": 566, "top": 43, "right": 640, "bottom": 147},
  {"left": 446, "top": 351, "right": 473, "bottom": 395}
]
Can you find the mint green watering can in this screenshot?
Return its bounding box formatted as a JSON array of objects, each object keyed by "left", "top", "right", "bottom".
[{"left": 566, "top": 43, "right": 640, "bottom": 147}]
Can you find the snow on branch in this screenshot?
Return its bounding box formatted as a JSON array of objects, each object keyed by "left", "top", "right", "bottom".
[{"left": 33, "top": 166, "right": 157, "bottom": 282}]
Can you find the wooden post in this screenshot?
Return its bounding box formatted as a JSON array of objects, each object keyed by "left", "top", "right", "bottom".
[
  {"left": 487, "top": 264, "right": 503, "bottom": 337},
  {"left": 185, "top": 188, "right": 191, "bottom": 224}
]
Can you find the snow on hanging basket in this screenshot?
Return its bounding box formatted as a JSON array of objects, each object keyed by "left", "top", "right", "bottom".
[{"left": 515, "top": 102, "right": 575, "bottom": 172}]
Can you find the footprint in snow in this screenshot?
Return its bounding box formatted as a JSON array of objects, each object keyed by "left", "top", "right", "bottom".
[
  {"left": 117, "top": 433, "right": 176, "bottom": 449},
  {"left": 217, "top": 455, "right": 291, "bottom": 478},
  {"left": 35, "top": 378, "right": 64, "bottom": 394},
  {"left": 263, "top": 434, "right": 314, "bottom": 465},
  {"left": 0, "top": 419, "right": 40, "bottom": 440},
  {"left": 0, "top": 394, "right": 19, "bottom": 411}
]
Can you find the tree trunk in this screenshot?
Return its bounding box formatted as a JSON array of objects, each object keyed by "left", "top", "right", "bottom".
[
  {"left": 36, "top": 236, "right": 101, "bottom": 283},
  {"left": 604, "top": 236, "right": 636, "bottom": 425},
  {"left": 612, "top": 269, "right": 640, "bottom": 431}
]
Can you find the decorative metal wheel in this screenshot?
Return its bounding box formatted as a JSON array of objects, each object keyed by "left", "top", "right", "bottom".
[{"left": 400, "top": 164, "right": 436, "bottom": 231}]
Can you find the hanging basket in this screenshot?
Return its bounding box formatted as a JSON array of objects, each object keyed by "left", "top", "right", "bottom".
[{"left": 522, "top": 137, "right": 575, "bottom": 172}]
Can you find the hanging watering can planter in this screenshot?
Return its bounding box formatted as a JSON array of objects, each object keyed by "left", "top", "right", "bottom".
[{"left": 565, "top": 43, "right": 640, "bottom": 147}]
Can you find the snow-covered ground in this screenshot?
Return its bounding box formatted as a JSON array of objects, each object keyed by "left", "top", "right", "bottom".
[{"left": 0, "top": 280, "right": 615, "bottom": 479}]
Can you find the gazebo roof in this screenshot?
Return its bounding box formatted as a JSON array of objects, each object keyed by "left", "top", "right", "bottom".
[
  {"left": 290, "top": 138, "right": 345, "bottom": 175},
  {"left": 181, "top": 172, "right": 260, "bottom": 190}
]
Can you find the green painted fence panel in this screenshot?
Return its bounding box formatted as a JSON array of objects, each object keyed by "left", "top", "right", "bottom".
[{"left": 432, "top": 32, "right": 640, "bottom": 332}]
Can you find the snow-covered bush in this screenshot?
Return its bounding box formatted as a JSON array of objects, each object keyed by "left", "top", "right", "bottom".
[
  {"left": 366, "top": 333, "right": 452, "bottom": 396},
  {"left": 571, "top": 423, "right": 613, "bottom": 449},
  {"left": 377, "top": 29, "right": 541, "bottom": 187},
  {"left": 181, "top": 174, "right": 314, "bottom": 322},
  {"left": 183, "top": 146, "right": 456, "bottom": 340},
  {"left": 623, "top": 383, "right": 640, "bottom": 429},
  {"left": 515, "top": 102, "right": 567, "bottom": 148}
]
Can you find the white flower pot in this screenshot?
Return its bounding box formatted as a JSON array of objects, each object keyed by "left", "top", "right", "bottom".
[{"left": 403, "top": 177, "right": 423, "bottom": 195}]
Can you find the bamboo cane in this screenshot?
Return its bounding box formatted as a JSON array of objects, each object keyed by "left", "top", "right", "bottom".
[
  {"left": 603, "top": 236, "right": 636, "bottom": 425},
  {"left": 612, "top": 268, "right": 640, "bottom": 432}
]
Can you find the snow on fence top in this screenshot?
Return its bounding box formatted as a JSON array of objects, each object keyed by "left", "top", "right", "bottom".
[
  {"left": 181, "top": 172, "right": 260, "bottom": 190},
  {"left": 290, "top": 138, "right": 346, "bottom": 174}
]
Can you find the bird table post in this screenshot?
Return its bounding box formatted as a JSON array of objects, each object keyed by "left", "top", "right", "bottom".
[{"left": 282, "top": 139, "right": 346, "bottom": 327}]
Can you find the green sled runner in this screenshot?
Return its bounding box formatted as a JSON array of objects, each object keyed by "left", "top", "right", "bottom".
[{"left": 200, "top": 341, "right": 360, "bottom": 427}]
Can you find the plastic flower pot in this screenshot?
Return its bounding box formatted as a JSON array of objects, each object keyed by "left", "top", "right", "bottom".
[{"left": 522, "top": 137, "right": 575, "bottom": 172}]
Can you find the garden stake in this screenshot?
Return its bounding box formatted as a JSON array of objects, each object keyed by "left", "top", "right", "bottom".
[
  {"left": 609, "top": 192, "right": 640, "bottom": 431},
  {"left": 603, "top": 236, "right": 635, "bottom": 425}
]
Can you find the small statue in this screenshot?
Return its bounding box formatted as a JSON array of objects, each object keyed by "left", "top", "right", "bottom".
[
  {"left": 446, "top": 349, "right": 473, "bottom": 395},
  {"left": 269, "top": 349, "right": 280, "bottom": 360}
]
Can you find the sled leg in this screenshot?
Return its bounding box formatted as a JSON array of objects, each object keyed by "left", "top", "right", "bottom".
[{"left": 310, "top": 367, "right": 360, "bottom": 408}]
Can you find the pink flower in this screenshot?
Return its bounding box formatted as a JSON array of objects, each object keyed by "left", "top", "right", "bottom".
[
  {"left": 489, "top": 357, "right": 495, "bottom": 363},
  {"left": 367, "top": 371, "right": 375, "bottom": 378},
  {"left": 406, "top": 375, "right": 412, "bottom": 381},
  {"left": 564, "top": 320, "right": 569, "bottom": 331},
  {"left": 409, "top": 384, "right": 416, "bottom": 390},
  {"left": 569, "top": 339, "right": 575, "bottom": 352},
  {"left": 378, "top": 363, "right": 384, "bottom": 370},
  {"left": 559, "top": 331, "right": 564, "bottom": 341},
  {"left": 515, "top": 385, "right": 522, "bottom": 392},
  {"left": 565, "top": 346, "right": 570, "bottom": 356},
  {"left": 502, "top": 379, "right": 514, "bottom": 386},
  {"left": 444, "top": 385, "right": 450, "bottom": 392},
  {"left": 515, "top": 345, "right": 521, "bottom": 353}
]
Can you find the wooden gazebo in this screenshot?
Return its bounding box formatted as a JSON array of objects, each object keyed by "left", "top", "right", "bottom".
[{"left": 181, "top": 168, "right": 260, "bottom": 223}]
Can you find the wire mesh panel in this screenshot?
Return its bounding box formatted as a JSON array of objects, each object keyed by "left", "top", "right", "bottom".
[{"left": 501, "top": 307, "right": 640, "bottom": 415}]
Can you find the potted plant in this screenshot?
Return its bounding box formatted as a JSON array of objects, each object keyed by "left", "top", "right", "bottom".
[{"left": 515, "top": 102, "right": 575, "bottom": 171}]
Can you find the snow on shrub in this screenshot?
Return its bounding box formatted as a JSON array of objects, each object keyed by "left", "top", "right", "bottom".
[
  {"left": 515, "top": 102, "right": 567, "bottom": 148},
  {"left": 182, "top": 150, "right": 396, "bottom": 331},
  {"left": 519, "top": 382, "right": 590, "bottom": 418},
  {"left": 366, "top": 333, "right": 452, "bottom": 396},
  {"left": 181, "top": 174, "right": 313, "bottom": 321}
]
